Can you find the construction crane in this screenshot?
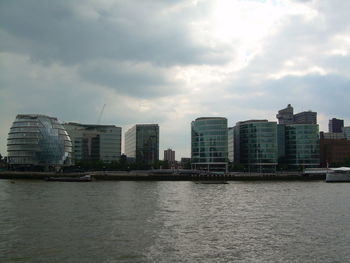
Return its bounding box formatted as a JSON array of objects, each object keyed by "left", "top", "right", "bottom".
[{"left": 97, "top": 104, "right": 106, "bottom": 124}]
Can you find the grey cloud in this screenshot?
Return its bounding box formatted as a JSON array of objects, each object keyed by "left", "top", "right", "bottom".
[
  {"left": 0, "top": 0, "right": 226, "bottom": 66},
  {"left": 78, "top": 61, "right": 181, "bottom": 98},
  {"left": 225, "top": 74, "right": 350, "bottom": 120}
]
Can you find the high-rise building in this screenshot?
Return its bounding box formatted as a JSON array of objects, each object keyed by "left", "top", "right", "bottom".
[
  {"left": 276, "top": 104, "right": 317, "bottom": 125},
  {"left": 125, "top": 124, "right": 159, "bottom": 165},
  {"left": 191, "top": 117, "right": 228, "bottom": 171},
  {"left": 281, "top": 124, "right": 320, "bottom": 168},
  {"left": 228, "top": 127, "right": 234, "bottom": 163},
  {"left": 164, "top": 148, "right": 175, "bottom": 163},
  {"left": 276, "top": 104, "right": 294, "bottom": 124},
  {"left": 234, "top": 120, "right": 278, "bottom": 172},
  {"left": 328, "top": 118, "right": 344, "bottom": 133},
  {"left": 7, "top": 114, "right": 72, "bottom": 170},
  {"left": 64, "top": 123, "right": 121, "bottom": 163},
  {"left": 293, "top": 111, "right": 317, "bottom": 124}
]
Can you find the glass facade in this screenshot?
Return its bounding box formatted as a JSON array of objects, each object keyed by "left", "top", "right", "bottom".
[
  {"left": 235, "top": 120, "right": 278, "bottom": 171},
  {"left": 191, "top": 117, "right": 228, "bottom": 171},
  {"left": 7, "top": 114, "right": 72, "bottom": 168},
  {"left": 125, "top": 124, "right": 159, "bottom": 165},
  {"left": 228, "top": 127, "right": 234, "bottom": 163},
  {"left": 284, "top": 124, "right": 320, "bottom": 168},
  {"left": 64, "top": 123, "right": 122, "bottom": 163}
]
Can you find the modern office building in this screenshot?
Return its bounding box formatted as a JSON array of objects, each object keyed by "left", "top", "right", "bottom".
[
  {"left": 7, "top": 114, "right": 72, "bottom": 170},
  {"left": 191, "top": 117, "right": 228, "bottom": 171},
  {"left": 64, "top": 123, "right": 121, "bottom": 163},
  {"left": 293, "top": 111, "right": 317, "bottom": 124},
  {"left": 164, "top": 148, "right": 175, "bottom": 163},
  {"left": 234, "top": 120, "right": 278, "bottom": 172},
  {"left": 125, "top": 124, "right": 159, "bottom": 165},
  {"left": 228, "top": 127, "right": 234, "bottom": 163},
  {"left": 282, "top": 124, "right": 320, "bottom": 169},
  {"left": 276, "top": 104, "right": 294, "bottom": 124},
  {"left": 320, "top": 136, "right": 350, "bottom": 167},
  {"left": 328, "top": 118, "right": 344, "bottom": 133}
]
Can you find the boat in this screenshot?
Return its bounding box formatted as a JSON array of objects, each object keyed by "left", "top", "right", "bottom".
[
  {"left": 46, "top": 175, "right": 93, "bottom": 182},
  {"left": 326, "top": 167, "right": 350, "bottom": 182},
  {"left": 195, "top": 180, "right": 228, "bottom": 184}
]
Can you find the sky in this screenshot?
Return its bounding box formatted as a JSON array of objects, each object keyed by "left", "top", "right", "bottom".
[{"left": 1, "top": 0, "right": 350, "bottom": 159}]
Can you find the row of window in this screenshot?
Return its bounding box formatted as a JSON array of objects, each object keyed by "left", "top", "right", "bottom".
[
  {"left": 10, "top": 127, "right": 40, "bottom": 133},
  {"left": 192, "top": 153, "right": 227, "bottom": 158},
  {"left": 192, "top": 141, "right": 228, "bottom": 147},
  {"left": 8, "top": 151, "right": 37, "bottom": 157},
  {"left": 8, "top": 133, "right": 42, "bottom": 139},
  {"left": 192, "top": 147, "right": 227, "bottom": 152},
  {"left": 12, "top": 122, "right": 41, "bottom": 127},
  {"left": 7, "top": 138, "right": 39, "bottom": 144},
  {"left": 192, "top": 130, "right": 227, "bottom": 136},
  {"left": 192, "top": 158, "right": 227, "bottom": 163},
  {"left": 192, "top": 136, "right": 227, "bottom": 142}
]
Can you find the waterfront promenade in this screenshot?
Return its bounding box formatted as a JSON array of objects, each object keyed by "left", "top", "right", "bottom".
[{"left": 0, "top": 170, "right": 325, "bottom": 181}]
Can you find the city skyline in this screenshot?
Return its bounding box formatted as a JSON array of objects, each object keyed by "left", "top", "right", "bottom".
[{"left": 1, "top": 0, "right": 350, "bottom": 158}]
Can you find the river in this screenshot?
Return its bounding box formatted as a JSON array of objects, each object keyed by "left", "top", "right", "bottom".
[{"left": 0, "top": 180, "right": 349, "bottom": 262}]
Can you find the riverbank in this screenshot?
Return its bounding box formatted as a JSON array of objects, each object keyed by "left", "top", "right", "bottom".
[{"left": 0, "top": 171, "right": 326, "bottom": 181}]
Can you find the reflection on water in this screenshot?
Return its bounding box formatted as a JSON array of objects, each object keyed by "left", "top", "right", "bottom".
[{"left": 0, "top": 180, "right": 349, "bottom": 262}]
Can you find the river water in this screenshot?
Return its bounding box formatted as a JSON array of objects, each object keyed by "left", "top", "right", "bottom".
[{"left": 0, "top": 180, "right": 349, "bottom": 263}]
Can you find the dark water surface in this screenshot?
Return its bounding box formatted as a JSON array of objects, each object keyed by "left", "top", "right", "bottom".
[{"left": 0, "top": 180, "right": 349, "bottom": 263}]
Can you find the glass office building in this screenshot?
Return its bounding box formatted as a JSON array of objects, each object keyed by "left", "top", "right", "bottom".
[
  {"left": 64, "top": 123, "right": 122, "bottom": 163},
  {"left": 125, "top": 124, "right": 159, "bottom": 166},
  {"left": 284, "top": 124, "right": 320, "bottom": 168},
  {"left": 7, "top": 114, "right": 72, "bottom": 170},
  {"left": 235, "top": 120, "right": 278, "bottom": 172},
  {"left": 191, "top": 117, "right": 228, "bottom": 172}
]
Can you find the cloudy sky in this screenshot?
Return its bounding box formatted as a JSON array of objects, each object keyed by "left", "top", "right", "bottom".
[{"left": 1, "top": 0, "right": 350, "bottom": 158}]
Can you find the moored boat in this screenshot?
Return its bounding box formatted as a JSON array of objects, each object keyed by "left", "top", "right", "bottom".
[
  {"left": 195, "top": 180, "right": 228, "bottom": 184},
  {"left": 326, "top": 167, "right": 350, "bottom": 182},
  {"left": 46, "top": 175, "right": 93, "bottom": 182}
]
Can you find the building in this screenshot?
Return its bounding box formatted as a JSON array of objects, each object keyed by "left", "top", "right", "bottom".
[
  {"left": 320, "top": 136, "right": 350, "bottom": 167},
  {"left": 234, "top": 120, "right": 278, "bottom": 172},
  {"left": 228, "top": 127, "right": 234, "bottom": 163},
  {"left": 276, "top": 104, "right": 294, "bottom": 124},
  {"left": 125, "top": 124, "right": 159, "bottom": 166},
  {"left": 293, "top": 111, "right": 317, "bottom": 124},
  {"left": 343, "top": 127, "right": 350, "bottom": 140},
  {"left": 321, "top": 132, "right": 345, "bottom": 140},
  {"left": 191, "top": 117, "right": 228, "bottom": 172},
  {"left": 7, "top": 114, "right": 72, "bottom": 170},
  {"left": 281, "top": 124, "right": 320, "bottom": 169},
  {"left": 276, "top": 104, "right": 317, "bottom": 125},
  {"left": 164, "top": 148, "right": 175, "bottom": 163},
  {"left": 64, "top": 123, "right": 121, "bottom": 163},
  {"left": 328, "top": 118, "right": 344, "bottom": 133}
]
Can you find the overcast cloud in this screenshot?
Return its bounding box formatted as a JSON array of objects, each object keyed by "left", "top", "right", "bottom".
[{"left": 1, "top": 0, "right": 350, "bottom": 158}]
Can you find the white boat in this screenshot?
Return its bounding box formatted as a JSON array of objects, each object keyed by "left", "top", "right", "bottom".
[{"left": 326, "top": 167, "right": 350, "bottom": 182}]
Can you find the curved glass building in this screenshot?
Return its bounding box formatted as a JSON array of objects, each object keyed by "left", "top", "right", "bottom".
[
  {"left": 191, "top": 117, "right": 228, "bottom": 172},
  {"left": 284, "top": 124, "right": 320, "bottom": 168},
  {"left": 235, "top": 120, "right": 278, "bottom": 172},
  {"left": 7, "top": 114, "right": 72, "bottom": 170}
]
